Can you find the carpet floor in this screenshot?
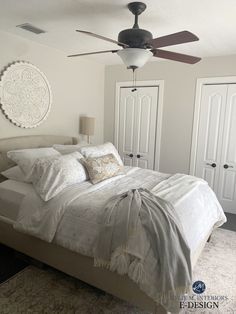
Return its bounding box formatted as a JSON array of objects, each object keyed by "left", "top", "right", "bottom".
[{"left": 0, "top": 228, "right": 235, "bottom": 314}]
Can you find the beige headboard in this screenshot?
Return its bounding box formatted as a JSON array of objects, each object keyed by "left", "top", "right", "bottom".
[{"left": 0, "top": 135, "right": 78, "bottom": 182}]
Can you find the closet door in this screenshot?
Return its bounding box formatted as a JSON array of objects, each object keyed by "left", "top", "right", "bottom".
[
  {"left": 118, "top": 87, "right": 158, "bottom": 169},
  {"left": 118, "top": 88, "right": 136, "bottom": 167},
  {"left": 195, "top": 84, "right": 227, "bottom": 191},
  {"left": 217, "top": 85, "right": 236, "bottom": 213}
]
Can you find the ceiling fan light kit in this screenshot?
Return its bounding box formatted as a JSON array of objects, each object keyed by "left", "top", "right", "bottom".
[
  {"left": 68, "top": 1, "right": 201, "bottom": 70},
  {"left": 117, "top": 48, "right": 152, "bottom": 69}
]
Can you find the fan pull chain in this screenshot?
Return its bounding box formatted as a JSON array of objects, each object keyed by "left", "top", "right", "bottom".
[{"left": 132, "top": 68, "right": 137, "bottom": 92}]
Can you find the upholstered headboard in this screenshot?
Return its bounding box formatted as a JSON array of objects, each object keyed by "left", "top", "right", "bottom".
[{"left": 0, "top": 135, "right": 78, "bottom": 182}]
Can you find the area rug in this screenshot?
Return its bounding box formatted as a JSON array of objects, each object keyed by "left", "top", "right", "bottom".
[{"left": 0, "top": 228, "right": 235, "bottom": 313}]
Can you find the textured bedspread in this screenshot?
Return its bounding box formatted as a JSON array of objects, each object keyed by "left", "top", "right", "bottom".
[
  {"left": 15, "top": 167, "right": 168, "bottom": 245},
  {"left": 14, "top": 167, "right": 226, "bottom": 310}
]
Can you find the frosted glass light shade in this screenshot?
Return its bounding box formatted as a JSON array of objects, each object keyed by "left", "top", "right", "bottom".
[
  {"left": 80, "top": 117, "right": 95, "bottom": 136},
  {"left": 117, "top": 48, "right": 152, "bottom": 69}
]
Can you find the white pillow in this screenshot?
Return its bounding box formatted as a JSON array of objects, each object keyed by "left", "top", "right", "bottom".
[
  {"left": 7, "top": 147, "right": 60, "bottom": 179},
  {"left": 80, "top": 142, "right": 123, "bottom": 166},
  {"left": 29, "top": 152, "right": 87, "bottom": 201},
  {"left": 53, "top": 142, "right": 88, "bottom": 155},
  {"left": 1, "top": 166, "right": 31, "bottom": 183}
]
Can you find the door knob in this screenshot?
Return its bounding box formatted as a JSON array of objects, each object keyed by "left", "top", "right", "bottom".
[
  {"left": 137, "top": 154, "right": 143, "bottom": 158},
  {"left": 224, "top": 164, "right": 233, "bottom": 169},
  {"left": 206, "top": 163, "right": 216, "bottom": 168},
  {"left": 126, "top": 153, "right": 133, "bottom": 158}
]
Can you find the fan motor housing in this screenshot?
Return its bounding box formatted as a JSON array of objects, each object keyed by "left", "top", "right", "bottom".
[{"left": 118, "top": 28, "right": 153, "bottom": 48}]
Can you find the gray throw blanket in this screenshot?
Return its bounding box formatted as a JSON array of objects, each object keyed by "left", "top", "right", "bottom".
[{"left": 94, "top": 188, "right": 192, "bottom": 312}]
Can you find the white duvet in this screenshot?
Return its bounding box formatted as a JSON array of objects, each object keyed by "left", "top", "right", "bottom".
[{"left": 14, "top": 167, "right": 226, "bottom": 305}]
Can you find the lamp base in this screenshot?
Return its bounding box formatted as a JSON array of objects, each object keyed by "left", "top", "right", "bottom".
[{"left": 87, "top": 135, "right": 90, "bottom": 144}]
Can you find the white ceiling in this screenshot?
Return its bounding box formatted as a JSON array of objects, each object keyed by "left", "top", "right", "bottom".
[{"left": 1, "top": 0, "right": 236, "bottom": 65}]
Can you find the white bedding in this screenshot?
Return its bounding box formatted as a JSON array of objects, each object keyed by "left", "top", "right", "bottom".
[
  {"left": 0, "top": 180, "right": 33, "bottom": 221},
  {"left": 14, "top": 167, "right": 226, "bottom": 257},
  {"left": 15, "top": 167, "right": 166, "bottom": 244},
  {"left": 3, "top": 167, "right": 226, "bottom": 306}
]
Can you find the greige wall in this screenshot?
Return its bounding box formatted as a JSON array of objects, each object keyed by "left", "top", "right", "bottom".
[
  {"left": 0, "top": 30, "right": 105, "bottom": 144},
  {"left": 1, "top": 30, "right": 236, "bottom": 174},
  {"left": 104, "top": 55, "right": 236, "bottom": 174}
]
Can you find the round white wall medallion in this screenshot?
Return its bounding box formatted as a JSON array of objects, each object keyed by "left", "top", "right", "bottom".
[{"left": 0, "top": 61, "right": 52, "bottom": 128}]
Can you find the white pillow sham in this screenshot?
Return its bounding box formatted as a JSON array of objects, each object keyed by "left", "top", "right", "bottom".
[
  {"left": 1, "top": 166, "right": 31, "bottom": 183},
  {"left": 29, "top": 152, "right": 87, "bottom": 201},
  {"left": 53, "top": 142, "right": 88, "bottom": 155},
  {"left": 80, "top": 142, "right": 123, "bottom": 166},
  {"left": 7, "top": 147, "right": 60, "bottom": 179}
]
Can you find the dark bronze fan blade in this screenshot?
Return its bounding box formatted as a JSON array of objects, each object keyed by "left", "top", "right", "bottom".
[
  {"left": 152, "top": 49, "right": 201, "bottom": 64},
  {"left": 76, "top": 30, "right": 129, "bottom": 48},
  {"left": 68, "top": 50, "right": 118, "bottom": 57},
  {"left": 150, "top": 31, "right": 199, "bottom": 49}
]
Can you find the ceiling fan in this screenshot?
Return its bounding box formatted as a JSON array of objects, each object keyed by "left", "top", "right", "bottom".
[{"left": 68, "top": 2, "right": 201, "bottom": 69}]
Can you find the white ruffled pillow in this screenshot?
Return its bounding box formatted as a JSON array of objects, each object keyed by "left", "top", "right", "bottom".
[
  {"left": 80, "top": 142, "right": 123, "bottom": 166},
  {"left": 7, "top": 147, "right": 60, "bottom": 180},
  {"left": 29, "top": 152, "right": 87, "bottom": 201},
  {"left": 53, "top": 142, "right": 88, "bottom": 155},
  {"left": 1, "top": 166, "right": 31, "bottom": 183}
]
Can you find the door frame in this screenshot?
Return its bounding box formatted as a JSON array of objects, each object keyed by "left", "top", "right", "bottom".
[
  {"left": 190, "top": 76, "right": 236, "bottom": 175},
  {"left": 114, "top": 80, "right": 164, "bottom": 171}
]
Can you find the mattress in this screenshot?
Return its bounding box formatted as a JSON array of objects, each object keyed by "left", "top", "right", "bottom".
[{"left": 0, "top": 180, "right": 34, "bottom": 221}]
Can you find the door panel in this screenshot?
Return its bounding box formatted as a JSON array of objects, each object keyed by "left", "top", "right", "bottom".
[
  {"left": 202, "top": 168, "right": 216, "bottom": 190},
  {"left": 195, "top": 85, "right": 227, "bottom": 192},
  {"left": 134, "top": 88, "right": 158, "bottom": 169},
  {"left": 137, "top": 158, "right": 149, "bottom": 169},
  {"left": 118, "top": 92, "right": 135, "bottom": 166},
  {"left": 123, "top": 96, "right": 135, "bottom": 152},
  {"left": 137, "top": 95, "right": 151, "bottom": 154},
  {"left": 221, "top": 170, "right": 236, "bottom": 201},
  {"left": 218, "top": 85, "right": 236, "bottom": 213},
  {"left": 224, "top": 93, "right": 236, "bottom": 163},
  {"left": 123, "top": 156, "right": 133, "bottom": 167},
  {"left": 205, "top": 94, "right": 222, "bottom": 161},
  {"left": 118, "top": 86, "right": 158, "bottom": 169}
]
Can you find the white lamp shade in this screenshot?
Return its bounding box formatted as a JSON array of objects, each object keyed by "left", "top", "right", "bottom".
[
  {"left": 117, "top": 48, "right": 152, "bottom": 69},
  {"left": 80, "top": 116, "right": 95, "bottom": 136}
]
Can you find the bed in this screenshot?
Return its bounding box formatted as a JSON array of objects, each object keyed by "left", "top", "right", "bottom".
[{"left": 0, "top": 135, "right": 226, "bottom": 314}]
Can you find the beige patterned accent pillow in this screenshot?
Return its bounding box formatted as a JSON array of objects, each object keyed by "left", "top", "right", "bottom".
[
  {"left": 80, "top": 142, "right": 123, "bottom": 166},
  {"left": 82, "top": 153, "right": 125, "bottom": 184}
]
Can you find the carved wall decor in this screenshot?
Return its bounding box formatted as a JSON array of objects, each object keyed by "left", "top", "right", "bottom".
[{"left": 0, "top": 61, "right": 52, "bottom": 128}]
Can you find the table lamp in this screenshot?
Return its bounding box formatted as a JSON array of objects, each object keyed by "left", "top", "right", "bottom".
[{"left": 80, "top": 116, "right": 95, "bottom": 144}]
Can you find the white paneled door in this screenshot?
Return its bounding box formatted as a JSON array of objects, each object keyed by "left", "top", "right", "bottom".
[
  {"left": 195, "top": 85, "right": 227, "bottom": 191},
  {"left": 218, "top": 85, "right": 236, "bottom": 213},
  {"left": 194, "top": 84, "right": 236, "bottom": 213},
  {"left": 117, "top": 86, "right": 159, "bottom": 170}
]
